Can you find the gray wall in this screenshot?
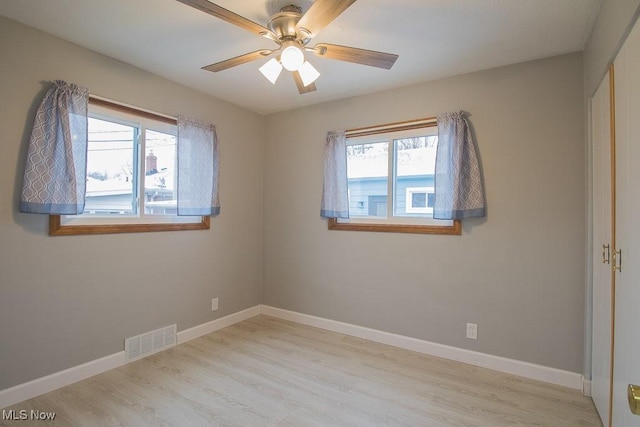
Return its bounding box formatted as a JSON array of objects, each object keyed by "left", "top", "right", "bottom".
[
  {"left": 262, "top": 53, "right": 586, "bottom": 373},
  {"left": 584, "top": 0, "right": 640, "bottom": 96},
  {"left": 0, "top": 17, "right": 264, "bottom": 390},
  {"left": 0, "top": 11, "right": 593, "bottom": 392}
]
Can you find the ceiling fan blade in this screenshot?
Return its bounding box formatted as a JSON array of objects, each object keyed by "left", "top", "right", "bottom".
[
  {"left": 202, "top": 50, "right": 273, "bottom": 72},
  {"left": 293, "top": 71, "right": 317, "bottom": 94},
  {"left": 177, "top": 0, "right": 272, "bottom": 37},
  {"left": 296, "top": 0, "right": 357, "bottom": 39},
  {"left": 312, "top": 43, "right": 398, "bottom": 69}
]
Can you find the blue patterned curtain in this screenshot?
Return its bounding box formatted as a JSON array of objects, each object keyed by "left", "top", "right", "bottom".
[
  {"left": 177, "top": 116, "right": 219, "bottom": 216},
  {"left": 20, "top": 80, "right": 89, "bottom": 215},
  {"left": 321, "top": 130, "right": 349, "bottom": 219},
  {"left": 434, "top": 111, "right": 486, "bottom": 220}
]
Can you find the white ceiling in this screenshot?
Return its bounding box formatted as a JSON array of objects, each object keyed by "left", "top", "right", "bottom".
[{"left": 0, "top": 0, "right": 601, "bottom": 114}]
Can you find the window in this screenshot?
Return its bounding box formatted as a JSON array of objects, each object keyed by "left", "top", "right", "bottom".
[
  {"left": 329, "top": 119, "right": 461, "bottom": 235},
  {"left": 50, "top": 99, "right": 209, "bottom": 235},
  {"left": 406, "top": 187, "right": 435, "bottom": 214}
]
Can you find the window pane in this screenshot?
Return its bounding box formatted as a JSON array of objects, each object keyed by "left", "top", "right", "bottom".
[
  {"left": 144, "top": 129, "right": 177, "bottom": 215},
  {"left": 412, "top": 192, "right": 427, "bottom": 208},
  {"left": 347, "top": 141, "right": 388, "bottom": 217},
  {"left": 394, "top": 136, "right": 437, "bottom": 217},
  {"left": 84, "top": 117, "right": 137, "bottom": 215}
]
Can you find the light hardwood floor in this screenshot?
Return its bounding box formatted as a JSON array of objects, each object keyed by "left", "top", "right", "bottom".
[{"left": 1, "top": 315, "right": 602, "bottom": 426}]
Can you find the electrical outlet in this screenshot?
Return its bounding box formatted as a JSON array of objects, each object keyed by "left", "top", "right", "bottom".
[
  {"left": 211, "top": 298, "right": 219, "bottom": 312},
  {"left": 466, "top": 322, "right": 478, "bottom": 340}
]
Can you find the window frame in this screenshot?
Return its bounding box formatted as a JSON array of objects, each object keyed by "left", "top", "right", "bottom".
[
  {"left": 329, "top": 117, "right": 461, "bottom": 235},
  {"left": 49, "top": 97, "right": 210, "bottom": 236}
]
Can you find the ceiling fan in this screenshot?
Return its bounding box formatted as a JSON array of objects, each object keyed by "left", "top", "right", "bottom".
[{"left": 176, "top": 0, "right": 399, "bottom": 94}]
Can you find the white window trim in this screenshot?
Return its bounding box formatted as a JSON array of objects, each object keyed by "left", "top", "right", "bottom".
[{"left": 60, "top": 215, "right": 202, "bottom": 226}]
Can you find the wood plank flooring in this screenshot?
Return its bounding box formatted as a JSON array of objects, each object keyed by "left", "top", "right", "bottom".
[{"left": 1, "top": 315, "right": 602, "bottom": 426}]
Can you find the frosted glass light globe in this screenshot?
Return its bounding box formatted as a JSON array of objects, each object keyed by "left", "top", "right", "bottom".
[{"left": 280, "top": 43, "right": 304, "bottom": 71}]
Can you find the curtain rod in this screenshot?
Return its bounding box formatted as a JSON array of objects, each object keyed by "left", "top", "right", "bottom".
[
  {"left": 346, "top": 116, "right": 437, "bottom": 138},
  {"left": 88, "top": 95, "right": 177, "bottom": 125}
]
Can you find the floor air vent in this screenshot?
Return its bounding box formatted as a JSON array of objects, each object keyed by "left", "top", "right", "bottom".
[{"left": 124, "top": 324, "right": 177, "bottom": 362}]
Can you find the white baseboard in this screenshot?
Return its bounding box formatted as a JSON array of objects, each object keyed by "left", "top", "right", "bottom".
[
  {"left": 1, "top": 303, "right": 589, "bottom": 409},
  {"left": 0, "top": 305, "right": 262, "bottom": 409},
  {"left": 0, "top": 352, "right": 125, "bottom": 409},
  {"left": 261, "top": 305, "right": 586, "bottom": 391},
  {"left": 177, "top": 305, "right": 262, "bottom": 344}
]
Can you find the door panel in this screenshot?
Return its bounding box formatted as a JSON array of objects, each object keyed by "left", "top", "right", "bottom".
[
  {"left": 591, "top": 71, "right": 612, "bottom": 426},
  {"left": 612, "top": 17, "right": 640, "bottom": 427}
]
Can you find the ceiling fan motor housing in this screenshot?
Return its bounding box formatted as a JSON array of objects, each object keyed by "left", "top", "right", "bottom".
[{"left": 268, "top": 5, "right": 304, "bottom": 41}]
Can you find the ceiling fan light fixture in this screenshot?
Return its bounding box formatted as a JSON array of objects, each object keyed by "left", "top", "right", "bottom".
[
  {"left": 259, "top": 57, "right": 283, "bottom": 84},
  {"left": 181, "top": 0, "right": 399, "bottom": 95},
  {"left": 298, "top": 61, "right": 320, "bottom": 86},
  {"left": 280, "top": 42, "right": 305, "bottom": 71}
]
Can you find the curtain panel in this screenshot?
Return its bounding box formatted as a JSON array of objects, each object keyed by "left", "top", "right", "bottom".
[
  {"left": 177, "top": 116, "right": 220, "bottom": 216},
  {"left": 434, "top": 111, "right": 486, "bottom": 220},
  {"left": 20, "top": 80, "right": 89, "bottom": 215},
  {"left": 320, "top": 130, "right": 349, "bottom": 219}
]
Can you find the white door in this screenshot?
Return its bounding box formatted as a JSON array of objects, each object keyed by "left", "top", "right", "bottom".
[
  {"left": 591, "top": 70, "right": 613, "bottom": 426},
  {"left": 612, "top": 16, "right": 640, "bottom": 427}
]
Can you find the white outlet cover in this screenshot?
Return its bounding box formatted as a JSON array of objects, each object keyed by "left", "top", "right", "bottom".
[
  {"left": 211, "top": 298, "right": 219, "bottom": 311},
  {"left": 466, "top": 323, "right": 478, "bottom": 340}
]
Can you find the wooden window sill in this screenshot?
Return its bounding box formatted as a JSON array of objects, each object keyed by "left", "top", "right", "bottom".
[
  {"left": 49, "top": 215, "right": 210, "bottom": 236},
  {"left": 328, "top": 218, "right": 461, "bottom": 235}
]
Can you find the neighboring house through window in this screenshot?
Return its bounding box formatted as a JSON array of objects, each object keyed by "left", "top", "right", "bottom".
[{"left": 82, "top": 108, "right": 179, "bottom": 217}]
